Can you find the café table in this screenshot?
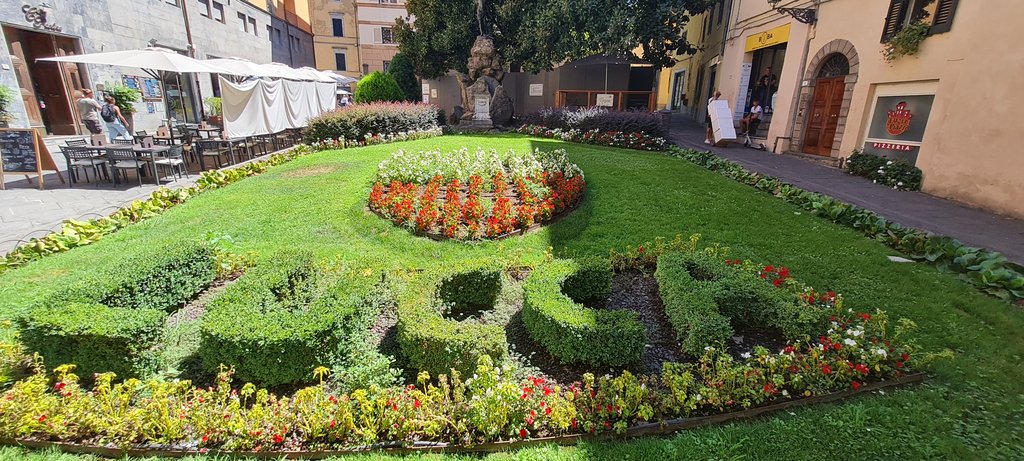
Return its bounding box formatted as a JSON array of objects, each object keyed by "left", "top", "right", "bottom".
[{"left": 82, "top": 144, "right": 171, "bottom": 186}]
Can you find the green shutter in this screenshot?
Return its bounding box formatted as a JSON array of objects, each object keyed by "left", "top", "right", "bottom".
[
  {"left": 929, "top": 0, "right": 959, "bottom": 34},
  {"left": 881, "top": 0, "right": 909, "bottom": 42}
]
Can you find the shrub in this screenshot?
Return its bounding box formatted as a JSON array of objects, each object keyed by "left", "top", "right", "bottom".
[
  {"left": 520, "top": 107, "right": 666, "bottom": 138},
  {"left": 104, "top": 84, "right": 140, "bottom": 115},
  {"left": 18, "top": 303, "right": 165, "bottom": 379},
  {"left": 397, "top": 261, "right": 509, "bottom": 377},
  {"left": 17, "top": 243, "right": 215, "bottom": 379},
  {"left": 387, "top": 53, "right": 419, "bottom": 102},
  {"left": 354, "top": 71, "right": 405, "bottom": 103},
  {"left": 0, "top": 85, "right": 15, "bottom": 121},
  {"left": 655, "top": 252, "right": 828, "bottom": 356},
  {"left": 846, "top": 151, "right": 922, "bottom": 191},
  {"left": 522, "top": 258, "right": 645, "bottom": 366},
  {"left": 304, "top": 102, "right": 439, "bottom": 144},
  {"left": 199, "top": 251, "right": 375, "bottom": 387}
]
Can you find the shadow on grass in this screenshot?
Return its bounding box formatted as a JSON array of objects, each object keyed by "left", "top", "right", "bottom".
[{"left": 529, "top": 139, "right": 593, "bottom": 257}]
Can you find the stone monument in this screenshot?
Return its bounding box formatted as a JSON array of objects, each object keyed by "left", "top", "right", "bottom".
[{"left": 457, "top": 0, "right": 514, "bottom": 128}]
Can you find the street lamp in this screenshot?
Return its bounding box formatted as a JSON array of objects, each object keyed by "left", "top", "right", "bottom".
[{"left": 767, "top": 0, "right": 817, "bottom": 24}]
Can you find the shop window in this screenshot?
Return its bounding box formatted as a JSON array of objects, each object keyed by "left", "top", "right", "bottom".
[
  {"left": 881, "top": 0, "right": 958, "bottom": 42},
  {"left": 332, "top": 15, "right": 344, "bottom": 37}
]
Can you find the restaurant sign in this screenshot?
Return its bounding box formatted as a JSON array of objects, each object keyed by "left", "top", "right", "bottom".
[{"left": 862, "top": 95, "right": 934, "bottom": 165}]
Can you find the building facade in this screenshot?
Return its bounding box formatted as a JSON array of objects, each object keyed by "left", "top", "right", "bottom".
[
  {"left": 309, "top": 0, "right": 360, "bottom": 79},
  {"left": 354, "top": 0, "right": 404, "bottom": 74},
  {"left": 654, "top": 0, "right": 731, "bottom": 124},
  {"left": 0, "top": 0, "right": 313, "bottom": 135},
  {"left": 699, "top": 0, "right": 1023, "bottom": 219}
]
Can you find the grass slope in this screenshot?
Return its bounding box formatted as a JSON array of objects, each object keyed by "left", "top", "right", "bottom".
[{"left": 0, "top": 134, "right": 1021, "bottom": 459}]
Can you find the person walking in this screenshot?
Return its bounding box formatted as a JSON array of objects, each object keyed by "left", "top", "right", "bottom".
[
  {"left": 101, "top": 95, "right": 131, "bottom": 142},
  {"left": 76, "top": 89, "right": 104, "bottom": 135},
  {"left": 705, "top": 90, "right": 721, "bottom": 145}
]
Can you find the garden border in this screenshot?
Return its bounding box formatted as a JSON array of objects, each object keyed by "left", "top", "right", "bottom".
[{"left": 0, "top": 373, "right": 924, "bottom": 458}]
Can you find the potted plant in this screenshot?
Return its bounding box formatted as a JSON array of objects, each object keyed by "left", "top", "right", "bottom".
[
  {"left": 0, "top": 85, "right": 15, "bottom": 128},
  {"left": 105, "top": 84, "right": 141, "bottom": 133},
  {"left": 204, "top": 96, "right": 223, "bottom": 127}
]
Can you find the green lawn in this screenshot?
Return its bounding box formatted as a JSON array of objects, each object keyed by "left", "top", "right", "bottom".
[{"left": 0, "top": 134, "right": 1022, "bottom": 459}]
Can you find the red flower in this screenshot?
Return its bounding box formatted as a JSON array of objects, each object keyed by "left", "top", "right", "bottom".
[
  {"left": 414, "top": 399, "right": 421, "bottom": 409},
  {"left": 545, "top": 407, "right": 552, "bottom": 416},
  {"left": 901, "top": 352, "right": 909, "bottom": 361},
  {"left": 821, "top": 365, "right": 833, "bottom": 375},
  {"left": 895, "top": 361, "right": 904, "bottom": 368},
  {"left": 201, "top": 435, "right": 208, "bottom": 443},
  {"left": 604, "top": 420, "right": 612, "bottom": 429},
  {"left": 329, "top": 419, "right": 337, "bottom": 429},
  {"left": 859, "top": 313, "right": 871, "bottom": 320},
  {"left": 519, "top": 428, "right": 528, "bottom": 438},
  {"left": 37, "top": 415, "right": 46, "bottom": 423},
  {"left": 54, "top": 382, "right": 66, "bottom": 392},
  {"left": 783, "top": 346, "right": 794, "bottom": 354},
  {"left": 637, "top": 245, "right": 645, "bottom": 253},
  {"left": 571, "top": 418, "right": 578, "bottom": 430},
  {"left": 273, "top": 434, "right": 284, "bottom": 444},
  {"left": 833, "top": 343, "right": 842, "bottom": 351},
  {"left": 851, "top": 381, "right": 861, "bottom": 391}
]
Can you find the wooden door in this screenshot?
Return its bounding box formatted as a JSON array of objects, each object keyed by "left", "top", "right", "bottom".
[
  {"left": 3, "top": 30, "right": 44, "bottom": 129},
  {"left": 802, "top": 76, "right": 845, "bottom": 156}
]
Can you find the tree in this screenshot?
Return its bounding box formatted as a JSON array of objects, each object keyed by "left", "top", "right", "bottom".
[
  {"left": 353, "top": 72, "right": 406, "bottom": 103},
  {"left": 387, "top": 53, "right": 420, "bottom": 102},
  {"left": 394, "top": 0, "right": 715, "bottom": 79}
]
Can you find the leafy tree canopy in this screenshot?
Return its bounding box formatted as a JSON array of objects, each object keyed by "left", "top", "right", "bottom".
[
  {"left": 354, "top": 72, "right": 406, "bottom": 103},
  {"left": 387, "top": 52, "right": 420, "bottom": 102},
  {"left": 395, "top": 0, "right": 715, "bottom": 79}
]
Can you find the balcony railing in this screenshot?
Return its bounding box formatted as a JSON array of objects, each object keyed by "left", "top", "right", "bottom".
[{"left": 555, "top": 90, "right": 656, "bottom": 112}]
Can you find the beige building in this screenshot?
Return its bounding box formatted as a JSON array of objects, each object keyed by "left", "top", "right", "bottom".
[
  {"left": 655, "top": 2, "right": 731, "bottom": 123},
  {"left": 310, "top": 0, "right": 361, "bottom": 79},
  {"left": 310, "top": 0, "right": 407, "bottom": 78},
  {"left": 355, "top": 0, "right": 406, "bottom": 74},
  {"left": 700, "top": 0, "right": 1024, "bottom": 219}
]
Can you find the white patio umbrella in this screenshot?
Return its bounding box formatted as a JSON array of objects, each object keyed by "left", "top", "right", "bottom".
[
  {"left": 204, "top": 57, "right": 273, "bottom": 80},
  {"left": 39, "top": 47, "right": 220, "bottom": 77},
  {"left": 257, "top": 63, "right": 308, "bottom": 81},
  {"left": 297, "top": 67, "right": 336, "bottom": 83},
  {"left": 39, "top": 47, "right": 223, "bottom": 121},
  {"left": 319, "top": 70, "right": 356, "bottom": 85}
]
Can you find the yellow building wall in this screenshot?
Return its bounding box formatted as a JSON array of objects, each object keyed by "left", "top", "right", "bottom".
[{"left": 309, "top": 0, "right": 361, "bottom": 78}]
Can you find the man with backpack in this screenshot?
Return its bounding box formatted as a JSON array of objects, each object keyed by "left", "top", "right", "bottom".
[
  {"left": 76, "top": 89, "right": 104, "bottom": 135},
  {"left": 101, "top": 94, "right": 131, "bottom": 142}
]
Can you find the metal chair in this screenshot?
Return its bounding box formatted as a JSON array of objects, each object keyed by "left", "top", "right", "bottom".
[
  {"left": 60, "top": 145, "right": 108, "bottom": 186},
  {"left": 196, "top": 139, "right": 228, "bottom": 170},
  {"left": 153, "top": 144, "right": 189, "bottom": 180},
  {"left": 111, "top": 138, "right": 134, "bottom": 145},
  {"left": 65, "top": 138, "right": 88, "bottom": 147},
  {"left": 108, "top": 147, "right": 147, "bottom": 186}
]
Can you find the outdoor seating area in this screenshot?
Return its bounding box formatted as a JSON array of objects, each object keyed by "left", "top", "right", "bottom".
[{"left": 56, "top": 126, "right": 306, "bottom": 187}]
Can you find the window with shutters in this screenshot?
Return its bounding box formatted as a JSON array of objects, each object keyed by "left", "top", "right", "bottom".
[
  {"left": 334, "top": 49, "right": 347, "bottom": 71},
  {"left": 881, "top": 0, "right": 958, "bottom": 42},
  {"left": 332, "top": 15, "right": 344, "bottom": 37}
]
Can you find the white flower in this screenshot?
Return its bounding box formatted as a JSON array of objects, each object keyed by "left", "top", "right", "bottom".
[
  {"left": 874, "top": 348, "right": 888, "bottom": 357},
  {"left": 781, "top": 390, "right": 789, "bottom": 397},
  {"left": 886, "top": 160, "right": 894, "bottom": 165},
  {"left": 704, "top": 346, "right": 715, "bottom": 352},
  {"left": 843, "top": 338, "right": 857, "bottom": 346},
  {"left": 741, "top": 352, "right": 751, "bottom": 359},
  {"left": 695, "top": 394, "right": 703, "bottom": 401}
]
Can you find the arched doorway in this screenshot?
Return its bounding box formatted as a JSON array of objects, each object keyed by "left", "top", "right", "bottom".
[{"left": 802, "top": 53, "right": 850, "bottom": 156}]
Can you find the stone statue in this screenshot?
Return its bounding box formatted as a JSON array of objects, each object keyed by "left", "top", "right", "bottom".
[{"left": 457, "top": 35, "right": 514, "bottom": 127}]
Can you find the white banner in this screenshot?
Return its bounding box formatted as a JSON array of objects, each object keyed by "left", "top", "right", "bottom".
[{"left": 222, "top": 77, "right": 338, "bottom": 138}]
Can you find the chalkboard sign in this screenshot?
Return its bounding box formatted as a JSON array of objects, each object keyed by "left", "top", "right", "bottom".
[
  {"left": 0, "top": 128, "right": 63, "bottom": 190},
  {"left": 0, "top": 129, "right": 38, "bottom": 173}
]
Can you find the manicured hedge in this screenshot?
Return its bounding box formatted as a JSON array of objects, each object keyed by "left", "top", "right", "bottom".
[
  {"left": 520, "top": 107, "right": 667, "bottom": 138},
  {"left": 18, "top": 303, "right": 165, "bottom": 379},
  {"left": 17, "top": 243, "right": 216, "bottom": 378},
  {"left": 397, "top": 261, "right": 508, "bottom": 377},
  {"left": 199, "top": 251, "right": 374, "bottom": 387},
  {"left": 354, "top": 71, "right": 405, "bottom": 103},
  {"left": 522, "top": 258, "right": 645, "bottom": 366},
  {"left": 304, "top": 102, "right": 440, "bottom": 144},
  {"left": 655, "top": 252, "right": 828, "bottom": 356}
]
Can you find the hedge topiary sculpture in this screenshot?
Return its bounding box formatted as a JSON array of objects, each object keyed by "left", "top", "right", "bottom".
[{"left": 354, "top": 71, "right": 406, "bottom": 104}]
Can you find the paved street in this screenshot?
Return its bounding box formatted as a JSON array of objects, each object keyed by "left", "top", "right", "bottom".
[
  {"left": 667, "top": 115, "right": 1024, "bottom": 264},
  {"left": 0, "top": 136, "right": 196, "bottom": 254}
]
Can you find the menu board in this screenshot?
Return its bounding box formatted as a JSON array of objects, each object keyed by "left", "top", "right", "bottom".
[
  {"left": 0, "top": 128, "right": 63, "bottom": 190},
  {"left": 0, "top": 129, "right": 38, "bottom": 173}
]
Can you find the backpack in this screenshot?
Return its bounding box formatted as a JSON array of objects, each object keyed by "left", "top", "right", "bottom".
[{"left": 100, "top": 104, "right": 115, "bottom": 123}]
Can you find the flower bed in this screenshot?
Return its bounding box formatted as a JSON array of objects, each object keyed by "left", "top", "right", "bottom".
[
  {"left": 368, "top": 148, "right": 585, "bottom": 240},
  {"left": 521, "top": 258, "right": 646, "bottom": 366},
  {"left": 517, "top": 125, "right": 667, "bottom": 151},
  {"left": 845, "top": 151, "right": 923, "bottom": 191},
  {"left": 0, "top": 129, "right": 444, "bottom": 275},
  {"left": 520, "top": 107, "right": 668, "bottom": 138}
]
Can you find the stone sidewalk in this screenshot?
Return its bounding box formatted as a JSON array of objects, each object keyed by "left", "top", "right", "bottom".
[
  {"left": 0, "top": 135, "right": 197, "bottom": 254},
  {"left": 667, "top": 115, "right": 1024, "bottom": 264}
]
